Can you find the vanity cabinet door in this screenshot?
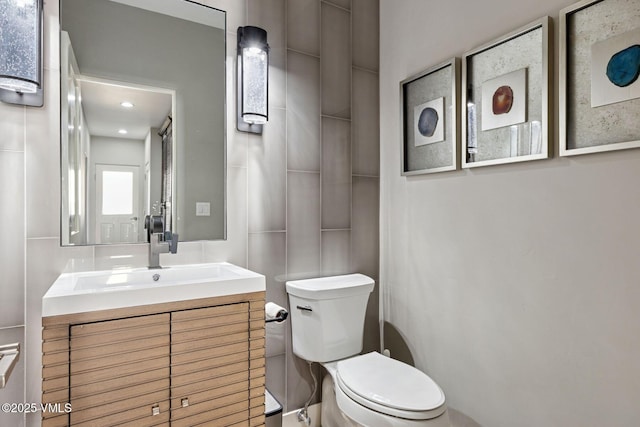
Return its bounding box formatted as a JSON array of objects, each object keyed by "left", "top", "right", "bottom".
[
  {"left": 42, "top": 292, "right": 266, "bottom": 427},
  {"left": 170, "top": 303, "right": 254, "bottom": 426},
  {"left": 69, "top": 313, "right": 171, "bottom": 426}
]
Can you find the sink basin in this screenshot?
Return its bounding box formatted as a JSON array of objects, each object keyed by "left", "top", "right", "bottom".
[{"left": 43, "top": 262, "right": 265, "bottom": 317}]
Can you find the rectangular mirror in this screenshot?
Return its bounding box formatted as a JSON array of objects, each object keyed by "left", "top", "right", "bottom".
[{"left": 60, "top": 0, "right": 226, "bottom": 245}]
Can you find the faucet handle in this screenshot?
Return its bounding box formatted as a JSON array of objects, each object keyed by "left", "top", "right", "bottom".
[{"left": 168, "top": 233, "right": 179, "bottom": 254}]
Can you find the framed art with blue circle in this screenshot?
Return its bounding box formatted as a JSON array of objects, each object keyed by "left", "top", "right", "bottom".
[
  {"left": 560, "top": 0, "right": 640, "bottom": 156},
  {"left": 400, "top": 57, "right": 460, "bottom": 176}
]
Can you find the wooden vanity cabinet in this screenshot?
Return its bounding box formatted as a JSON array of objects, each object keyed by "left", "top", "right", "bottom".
[{"left": 42, "top": 291, "right": 266, "bottom": 427}]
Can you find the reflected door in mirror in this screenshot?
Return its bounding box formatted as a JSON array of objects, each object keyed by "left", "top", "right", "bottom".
[{"left": 96, "top": 165, "right": 140, "bottom": 244}]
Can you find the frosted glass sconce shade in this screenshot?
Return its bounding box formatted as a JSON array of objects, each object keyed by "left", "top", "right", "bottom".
[
  {"left": 0, "top": 0, "right": 43, "bottom": 106},
  {"left": 237, "top": 26, "right": 269, "bottom": 134}
]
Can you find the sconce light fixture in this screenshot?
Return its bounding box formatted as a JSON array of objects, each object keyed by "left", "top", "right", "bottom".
[
  {"left": 0, "top": 0, "right": 43, "bottom": 107},
  {"left": 237, "top": 26, "right": 269, "bottom": 134}
]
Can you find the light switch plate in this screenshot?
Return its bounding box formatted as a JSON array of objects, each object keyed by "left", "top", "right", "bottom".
[{"left": 196, "top": 202, "right": 211, "bottom": 216}]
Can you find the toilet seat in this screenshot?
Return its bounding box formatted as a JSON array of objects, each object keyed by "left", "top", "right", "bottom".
[{"left": 336, "top": 352, "right": 447, "bottom": 420}]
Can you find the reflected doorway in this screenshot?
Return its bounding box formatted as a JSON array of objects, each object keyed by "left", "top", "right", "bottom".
[{"left": 95, "top": 164, "right": 140, "bottom": 244}]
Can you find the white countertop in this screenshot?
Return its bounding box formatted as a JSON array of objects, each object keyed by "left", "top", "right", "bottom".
[{"left": 42, "top": 262, "right": 265, "bottom": 317}]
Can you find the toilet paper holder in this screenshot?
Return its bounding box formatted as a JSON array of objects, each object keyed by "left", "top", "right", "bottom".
[
  {"left": 265, "top": 302, "right": 288, "bottom": 323},
  {"left": 0, "top": 342, "right": 20, "bottom": 389}
]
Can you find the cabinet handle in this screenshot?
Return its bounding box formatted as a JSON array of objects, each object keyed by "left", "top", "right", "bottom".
[{"left": 151, "top": 404, "right": 160, "bottom": 416}]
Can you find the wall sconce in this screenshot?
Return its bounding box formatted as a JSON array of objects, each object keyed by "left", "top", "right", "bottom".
[
  {"left": 0, "top": 0, "right": 44, "bottom": 107},
  {"left": 237, "top": 26, "right": 269, "bottom": 134}
]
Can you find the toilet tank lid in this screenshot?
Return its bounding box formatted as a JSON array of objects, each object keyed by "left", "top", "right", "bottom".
[{"left": 286, "top": 274, "right": 374, "bottom": 300}]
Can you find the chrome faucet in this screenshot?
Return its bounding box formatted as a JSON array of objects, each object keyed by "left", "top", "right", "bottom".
[{"left": 145, "top": 215, "right": 178, "bottom": 269}]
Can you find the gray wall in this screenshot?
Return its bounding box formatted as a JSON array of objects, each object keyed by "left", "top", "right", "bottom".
[
  {"left": 0, "top": 1, "right": 379, "bottom": 425},
  {"left": 380, "top": 1, "right": 640, "bottom": 426},
  {"left": 61, "top": 0, "right": 225, "bottom": 241}
]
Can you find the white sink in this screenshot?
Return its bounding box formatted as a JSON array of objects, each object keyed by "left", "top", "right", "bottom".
[{"left": 43, "top": 262, "right": 265, "bottom": 317}]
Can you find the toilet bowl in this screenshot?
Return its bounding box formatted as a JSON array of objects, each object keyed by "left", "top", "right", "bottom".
[
  {"left": 322, "top": 352, "right": 450, "bottom": 427},
  {"left": 286, "top": 274, "right": 451, "bottom": 427}
]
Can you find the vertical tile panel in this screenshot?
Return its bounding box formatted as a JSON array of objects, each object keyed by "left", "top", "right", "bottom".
[
  {"left": 248, "top": 232, "right": 287, "bottom": 305},
  {"left": 248, "top": 0, "right": 286, "bottom": 109},
  {"left": 321, "top": 230, "right": 351, "bottom": 275},
  {"left": 0, "top": 151, "right": 25, "bottom": 328},
  {"left": 0, "top": 327, "right": 25, "bottom": 427},
  {"left": 321, "top": 3, "right": 351, "bottom": 119},
  {"left": 363, "top": 283, "right": 380, "bottom": 353},
  {"left": 43, "top": 0, "right": 60, "bottom": 72},
  {"left": 227, "top": 30, "right": 249, "bottom": 168},
  {"left": 224, "top": 166, "right": 249, "bottom": 266},
  {"left": 286, "top": 0, "right": 320, "bottom": 56},
  {"left": 321, "top": 118, "right": 351, "bottom": 229},
  {"left": 351, "top": 176, "right": 379, "bottom": 278},
  {"left": 351, "top": 176, "right": 380, "bottom": 354},
  {"left": 287, "top": 51, "right": 321, "bottom": 172},
  {"left": 202, "top": 165, "right": 249, "bottom": 266},
  {"left": 352, "top": 68, "right": 380, "bottom": 176},
  {"left": 25, "top": 69, "right": 60, "bottom": 239},
  {"left": 249, "top": 231, "right": 287, "bottom": 357},
  {"left": 265, "top": 316, "right": 286, "bottom": 358},
  {"left": 219, "top": 0, "right": 249, "bottom": 168},
  {"left": 270, "top": 40, "right": 288, "bottom": 112},
  {"left": 352, "top": 0, "right": 379, "bottom": 72},
  {"left": 0, "top": 105, "right": 25, "bottom": 151},
  {"left": 287, "top": 172, "right": 321, "bottom": 277},
  {"left": 266, "top": 354, "right": 286, "bottom": 409},
  {"left": 249, "top": 108, "right": 286, "bottom": 232}
]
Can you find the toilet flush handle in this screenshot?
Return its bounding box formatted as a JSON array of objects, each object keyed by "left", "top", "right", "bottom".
[{"left": 296, "top": 305, "right": 313, "bottom": 312}]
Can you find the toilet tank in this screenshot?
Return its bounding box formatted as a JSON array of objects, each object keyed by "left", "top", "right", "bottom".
[{"left": 286, "top": 274, "right": 374, "bottom": 362}]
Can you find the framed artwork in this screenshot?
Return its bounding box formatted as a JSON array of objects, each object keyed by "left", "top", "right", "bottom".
[
  {"left": 400, "top": 57, "right": 460, "bottom": 175},
  {"left": 559, "top": 0, "right": 640, "bottom": 156},
  {"left": 462, "top": 16, "right": 552, "bottom": 168}
]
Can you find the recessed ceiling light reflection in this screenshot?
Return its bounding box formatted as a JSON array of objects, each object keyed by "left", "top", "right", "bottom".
[
  {"left": 120, "top": 101, "right": 134, "bottom": 108},
  {"left": 118, "top": 129, "right": 128, "bottom": 135}
]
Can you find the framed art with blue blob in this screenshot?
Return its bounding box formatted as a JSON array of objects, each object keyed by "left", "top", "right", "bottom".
[
  {"left": 560, "top": 0, "right": 640, "bottom": 156},
  {"left": 400, "top": 58, "right": 460, "bottom": 176}
]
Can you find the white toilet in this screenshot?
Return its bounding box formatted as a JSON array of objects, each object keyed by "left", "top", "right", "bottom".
[{"left": 286, "top": 274, "right": 451, "bottom": 427}]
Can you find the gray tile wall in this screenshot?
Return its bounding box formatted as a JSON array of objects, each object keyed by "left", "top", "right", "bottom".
[
  {"left": 0, "top": 28, "right": 29, "bottom": 427},
  {"left": 248, "top": 0, "right": 381, "bottom": 412},
  {"left": 0, "top": 101, "right": 26, "bottom": 427},
  {"left": 1, "top": 0, "right": 378, "bottom": 423}
]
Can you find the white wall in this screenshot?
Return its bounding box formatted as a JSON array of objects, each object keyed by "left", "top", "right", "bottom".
[{"left": 380, "top": 1, "right": 640, "bottom": 426}]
